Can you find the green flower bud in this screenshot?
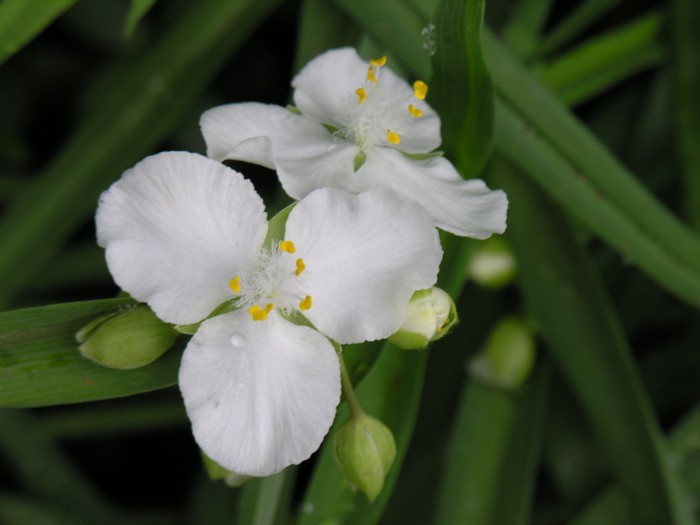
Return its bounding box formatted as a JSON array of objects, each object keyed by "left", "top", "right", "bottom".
[
  {"left": 468, "top": 236, "right": 516, "bottom": 289},
  {"left": 389, "top": 287, "right": 457, "bottom": 349},
  {"left": 333, "top": 413, "right": 396, "bottom": 502},
  {"left": 77, "top": 306, "right": 177, "bottom": 369},
  {"left": 470, "top": 317, "right": 536, "bottom": 390},
  {"left": 201, "top": 453, "right": 250, "bottom": 488}
]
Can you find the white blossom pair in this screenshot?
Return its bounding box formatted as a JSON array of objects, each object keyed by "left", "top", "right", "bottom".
[{"left": 95, "top": 47, "right": 508, "bottom": 477}]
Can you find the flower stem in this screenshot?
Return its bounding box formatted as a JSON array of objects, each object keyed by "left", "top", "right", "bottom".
[{"left": 339, "top": 353, "right": 364, "bottom": 419}]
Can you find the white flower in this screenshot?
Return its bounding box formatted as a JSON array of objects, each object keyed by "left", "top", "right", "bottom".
[
  {"left": 200, "top": 47, "right": 508, "bottom": 238},
  {"left": 95, "top": 151, "right": 442, "bottom": 476}
]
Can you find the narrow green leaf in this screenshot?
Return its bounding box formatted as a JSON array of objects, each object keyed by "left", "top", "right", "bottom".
[
  {"left": 540, "top": 11, "right": 665, "bottom": 106},
  {"left": 0, "top": 299, "right": 183, "bottom": 407},
  {"left": 671, "top": 0, "right": 700, "bottom": 230},
  {"left": 535, "top": 0, "right": 626, "bottom": 59},
  {"left": 495, "top": 160, "right": 693, "bottom": 525},
  {"left": 0, "top": 0, "right": 283, "bottom": 309},
  {"left": 0, "top": 0, "right": 77, "bottom": 66},
  {"left": 435, "top": 359, "right": 551, "bottom": 525},
  {"left": 0, "top": 409, "right": 119, "bottom": 523},
  {"left": 431, "top": 0, "right": 494, "bottom": 176},
  {"left": 123, "top": 0, "right": 157, "bottom": 39},
  {"left": 502, "top": 0, "right": 553, "bottom": 59},
  {"left": 238, "top": 470, "right": 295, "bottom": 525},
  {"left": 483, "top": 29, "right": 700, "bottom": 309}
]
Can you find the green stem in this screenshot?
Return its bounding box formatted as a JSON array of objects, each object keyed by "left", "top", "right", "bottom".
[{"left": 340, "top": 353, "right": 364, "bottom": 419}]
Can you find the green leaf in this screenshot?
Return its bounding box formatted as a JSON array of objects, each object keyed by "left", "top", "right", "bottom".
[
  {"left": 434, "top": 359, "right": 551, "bottom": 525},
  {"left": 502, "top": 0, "right": 553, "bottom": 59},
  {"left": 123, "top": 0, "right": 157, "bottom": 39},
  {"left": 671, "top": 0, "right": 700, "bottom": 230},
  {"left": 494, "top": 160, "right": 694, "bottom": 525},
  {"left": 0, "top": 299, "right": 183, "bottom": 407},
  {"left": 483, "top": 29, "right": 700, "bottom": 310},
  {"left": 431, "top": 0, "right": 494, "bottom": 176},
  {"left": 238, "top": 470, "right": 295, "bottom": 525},
  {"left": 0, "top": 0, "right": 283, "bottom": 309},
  {"left": 0, "top": 0, "right": 77, "bottom": 66},
  {"left": 540, "top": 11, "right": 665, "bottom": 106}
]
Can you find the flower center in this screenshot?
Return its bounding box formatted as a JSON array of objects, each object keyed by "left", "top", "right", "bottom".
[
  {"left": 228, "top": 240, "right": 312, "bottom": 321},
  {"left": 335, "top": 56, "right": 429, "bottom": 153}
]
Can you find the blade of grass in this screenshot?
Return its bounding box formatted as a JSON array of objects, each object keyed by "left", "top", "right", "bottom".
[
  {"left": 0, "top": 299, "right": 183, "bottom": 407},
  {"left": 0, "top": 0, "right": 78, "bottom": 66},
  {"left": 123, "top": 0, "right": 157, "bottom": 39},
  {"left": 671, "top": 0, "right": 700, "bottom": 231},
  {"left": 534, "top": 0, "right": 625, "bottom": 59},
  {"left": 540, "top": 11, "right": 665, "bottom": 106},
  {"left": 494, "top": 159, "right": 694, "bottom": 525},
  {"left": 430, "top": 0, "right": 494, "bottom": 176},
  {"left": 502, "top": 0, "right": 554, "bottom": 59},
  {"left": 0, "top": 0, "right": 283, "bottom": 309},
  {"left": 434, "top": 358, "right": 551, "bottom": 525}
]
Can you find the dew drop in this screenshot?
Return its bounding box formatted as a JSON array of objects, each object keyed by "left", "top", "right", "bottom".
[
  {"left": 421, "top": 23, "right": 438, "bottom": 56},
  {"left": 238, "top": 382, "right": 247, "bottom": 389},
  {"left": 230, "top": 333, "right": 246, "bottom": 347}
]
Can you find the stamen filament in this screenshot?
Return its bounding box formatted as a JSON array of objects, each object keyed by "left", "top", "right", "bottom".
[{"left": 413, "top": 80, "right": 428, "bottom": 100}]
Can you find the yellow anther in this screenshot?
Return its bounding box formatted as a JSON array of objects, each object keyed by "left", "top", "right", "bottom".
[
  {"left": 387, "top": 129, "right": 401, "bottom": 144},
  {"left": 229, "top": 275, "right": 241, "bottom": 293},
  {"left": 299, "top": 295, "right": 313, "bottom": 311},
  {"left": 413, "top": 80, "right": 428, "bottom": 100},
  {"left": 367, "top": 67, "right": 377, "bottom": 83},
  {"left": 296, "top": 258, "right": 306, "bottom": 277},
  {"left": 248, "top": 303, "right": 274, "bottom": 321},
  {"left": 370, "top": 55, "right": 387, "bottom": 67},
  {"left": 280, "top": 240, "right": 296, "bottom": 253},
  {"left": 356, "top": 87, "right": 367, "bottom": 104},
  {"left": 408, "top": 104, "right": 423, "bottom": 118}
]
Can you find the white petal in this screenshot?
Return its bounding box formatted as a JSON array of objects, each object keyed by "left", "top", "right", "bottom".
[
  {"left": 285, "top": 188, "right": 442, "bottom": 344},
  {"left": 178, "top": 311, "right": 340, "bottom": 476},
  {"left": 96, "top": 152, "right": 267, "bottom": 325},
  {"left": 363, "top": 149, "right": 508, "bottom": 238},
  {"left": 200, "top": 102, "right": 334, "bottom": 167},
  {"left": 292, "top": 48, "right": 369, "bottom": 128}
]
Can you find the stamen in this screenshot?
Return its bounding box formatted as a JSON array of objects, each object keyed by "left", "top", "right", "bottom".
[
  {"left": 296, "top": 258, "right": 306, "bottom": 277},
  {"left": 299, "top": 295, "right": 312, "bottom": 311},
  {"left": 280, "top": 240, "right": 296, "bottom": 253},
  {"left": 229, "top": 275, "right": 241, "bottom": 293},
  {"left": 413, "top": 80, "right": 428, "bottom": 100},
  {"left": 356, "top": 87, "right": 367, "bottom": 104},
  {"left": 367, "top": 67, "right": 378, "bottom": 83},
  {"left": 248, "top": 303, "right": 274, "bottom": 321},
  {"left": 408, "top": 104, "right": 423, "bottom": 118},
  {"left": 370, "top": 56, "right": 387, "bottom": 67},
  {"left": 387, "top": 129, "right": 401, "bottom": 144}
]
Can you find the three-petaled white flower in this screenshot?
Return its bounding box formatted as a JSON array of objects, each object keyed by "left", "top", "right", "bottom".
[
  {"left": 201, "top": 47, "right": 508, "bottom": 238},
  {"left": 96, "top": 151, "right": 442, "bottom": 476}
]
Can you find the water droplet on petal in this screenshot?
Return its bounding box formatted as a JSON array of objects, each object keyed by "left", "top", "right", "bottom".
[
  {"left": 237, "top": 382, "right": 247, "bottom": 389},
  {"left": 230, "top": 333, "right": 246, "bottom": 347}
]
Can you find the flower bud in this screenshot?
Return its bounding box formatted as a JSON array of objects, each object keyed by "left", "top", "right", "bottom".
[
  {"left": 77, "top": 306, "right": 177, "bottom": 369},
  {"left": 389, "top": 287, "right": 457, "bottom": 349},
  {"left": 333, "top": 413, "right": 396, "bottom": 502},
  {"left": 470, "top": 317, "right": 536, "bottom": 390},
  {"left": 201, "top": 453, "right": 250, "bottom": 488},
  {"left": 468, "top": 236, "right": 516, "bottom": 289}
]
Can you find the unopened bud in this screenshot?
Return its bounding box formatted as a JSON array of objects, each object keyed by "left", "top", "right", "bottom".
[
  {"left": 470, "top": 317, "right": 536, "bottom": 390},
  {"left": 201, "top": 453, "right": 250, "bottom": 488},
  {"left": 468, "top": 236, "right": 516, "bottom": 289},
  {"left": 77, "top": 306, "right": 177, "bottom": 369},
  {"left": 389, "top": 287, "right": 457, "bottom": 349},
  {"left": 334, "top": 413, "right": 396, "bottom": 502}
]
